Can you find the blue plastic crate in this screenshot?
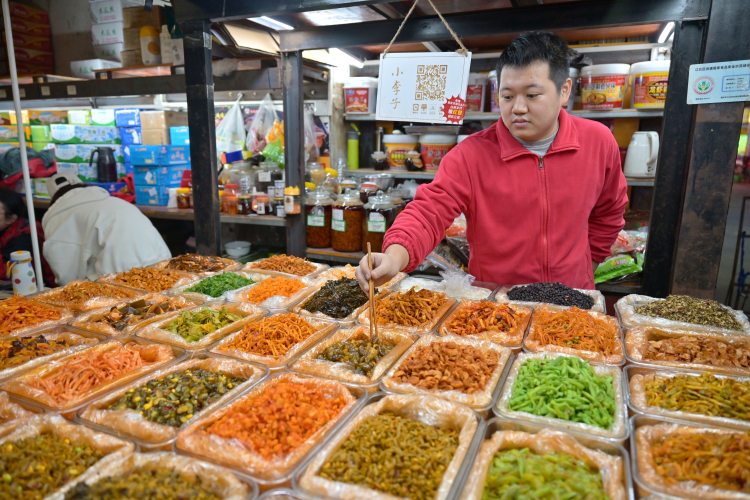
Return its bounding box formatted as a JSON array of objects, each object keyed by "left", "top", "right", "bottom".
[
  {"left": 135, "top": 185, "right": 174, "bottom": 206},
  {"left": 133, "top": 163, "right": 190, "bottom": 187},
  {"left": 130, "top": 145, "right": 190, "bottom": 166}
]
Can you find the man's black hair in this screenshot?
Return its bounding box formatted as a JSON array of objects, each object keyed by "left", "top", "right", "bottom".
[
  {"left": 0, "top": 188, "right": 27, "bottom": 220},
  {"left": 497, "top": 31, "right": 571, "bottom": 91}
]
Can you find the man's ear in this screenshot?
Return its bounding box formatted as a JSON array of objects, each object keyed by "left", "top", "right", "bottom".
[{"left": 560, "top": 77, "right": 573, "bottom": 106}]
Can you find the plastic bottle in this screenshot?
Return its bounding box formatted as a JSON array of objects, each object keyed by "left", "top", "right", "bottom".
[
  {"left": 347, "top": 131, "right": 360, "bottom": 169},
  {"left": 160, "top": 25, "right": 173, "bottom": 65},
  {"left": 8, "top": 250, "right": 37, "bottom": 296},
  {"left": 140, "top": 25, "right": 161, "bottom": 65}
]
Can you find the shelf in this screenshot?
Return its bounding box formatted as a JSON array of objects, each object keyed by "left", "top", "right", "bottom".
[
  {"left": 626, "top": 178, "right": 655, "bottom": 187},
  {"left": 306, "top": 247, "right": 364, "bottom": 264},
  {"left": 32, "top": 198, "right": 286, "bottom": 227},
  {"left": 345, "top": 109, "right": 663, "bottom": 122},
  {"left": 347, "top": 168, "right": 436, "bottom": 180}
]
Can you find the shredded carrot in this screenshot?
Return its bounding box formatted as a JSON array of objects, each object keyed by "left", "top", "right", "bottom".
[
  {"left": 38, "top": 282, "right": 138, "bottom": 308},
  {"left": 219, "top": 313, "right": 316, "bottom": 358},
  {"left": 0, "top": 296, "right": 61, "bottom": 334},
  {"left": 249, "top": 254, "right": 316, "bottom": 276},
  {"left": 374, "top": 288, "right": 448, "bottom": 328},
  {"left": 204, "top": 378, "right": 350, "bottom": 460},
  {"left": 242, "top": 276, "right": 306, "bottom": 304},
  {"left": 446, "top": 301, "right": 524, "bottom": 336},
  {"left": 532, "top": 307, "right": 618, "bottom": 356},
  {"left": 26, "top": 343, "right": 165, "bottom": 405}
]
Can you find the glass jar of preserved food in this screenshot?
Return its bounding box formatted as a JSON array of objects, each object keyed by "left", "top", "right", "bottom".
[
  {"left": 306, "top": 189, "right": 333, "bottom": 248},
  {"left": 222, "top": 184, "right": 239, "bottom": 215},
  {"left": 176, "top": 188, "right": 191, "bottom": 209},
  {"left": 363, "top": 191, "right": 397, "bottom": 253},
  {"left": 331, "top": 189, "right": 364, "bottom": 253}
]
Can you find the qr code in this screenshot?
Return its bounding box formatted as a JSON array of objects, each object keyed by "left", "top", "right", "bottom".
[{"left": 415, "top": 64, "right": 448, "bottom": 101}]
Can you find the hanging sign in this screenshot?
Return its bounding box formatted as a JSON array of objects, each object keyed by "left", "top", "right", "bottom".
[
  {"left": 687, "top": 59, "right": 750, "bottom": 104},
  {"left": 376, "top": 51, "right": 472, "bottom": 124}
]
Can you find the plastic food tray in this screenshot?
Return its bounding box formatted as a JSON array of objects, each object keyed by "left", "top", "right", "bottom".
[
  {"left": 294, "top": 392, "right": 481, "bottom": 500},
  {"left": 437, "top": 299, "right": 532, "bottom": 349},
  {"left": 291, "top": 279, "right": 384, "bottom": 325},
  {"left": 170, "top": 271, "right": 266, "bottom": 303},
  {"left": 629, "top": 413, "right": 748, "bottom": 499},
  {"left": 76, "top": 354, "right": 268, "bottom": 451},
  {"left": 460, "top": 416, "right": 634, "bottom": 500},
  {"left": 396, "top": 276, "right": 496, "bottom": 301},
  {"left": 380, "top": 335, "right": 514, "bottom": 414},
  {"left": 625, "top": 365, "right": 750, "bottom": 430},
  {"left": 291, "top": 325, "right": 415, "bottom": 392},
  {"left": 494, "top": 351, "right": 628, "bottom": 444},
  {"left": 150, "top": 255, "right": 241, "bottom": 275},
  {"left": 0, "top": 326, "right": 99, "bottom": 384},
  {"left": 211, "top": 313, "right": 337, "bottom": 370},
  {"left": 0, "top": 298, "right": 73, "bottom": 337},
  {"left": 315, "top": 265, "right": 407, "bottom": 291},
  {"left": 226, "top": 275, "right": 322, "bottom": 312},
  {"left": 357, "top": 289, "right": 456, "bottom": 336},
  {"left": 136, "top": 300, "right": 265, "bottom": 351},
  {"left": 34, "top": 280, "right": 145, "bottom": 312},
  {"left": 98, "top": 268, "right": 196, "bottom": 294},
  {"left": 243, "top": 257, "right": 328, "bottom": 280},
  {"left": 523, "top": 304, "right": 625, "bottom": 365},
  {"left": 175, "top": 372, "right": 365, "bottom": 489},
  {"left": 1, "top": 336, "right": 184, "bottom": 417},
  {"left": 495, "top": 283, "right": 606, "bottom": 313}
]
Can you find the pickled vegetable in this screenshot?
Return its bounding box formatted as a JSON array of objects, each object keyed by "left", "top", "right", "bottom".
[
  {"left": 166, "top": 254, "right": 234, "bottom": 273},
  {"left": 509, "top": 356, "right": 615, "bottom": 429},
  {"left": 185, "top": 273, "right": 254, "bottom": 298},
  {"left": 319, "top": 413, "right": 458, "bottom": 500},
  {"left": 635, "top": 295, "right": 742, "bottom": 330},
  {"left": 302, "top": 278, "right": 368, "bottom": 319},
  {"left": 108, "top": 368, "right": 246, "bottom": 427},
  {"left": 317, "top": 332, "right": 395, "bottom": 376},
  {"left": 95, "top": 298, "right": 188, "bottom": 331},
  {"left": 64, "top": 467, "right": 221, "bottom": 500},
  {"left": 0, "top": 433, "right": 102, "bottom": 499},
  {"left": 483, "top": 448, "right": 607, "bottom": 500},
  {"left": 164, "top": 308, "right": 241, "bottom": 343},
  {"left": 0, "top": 335, "right": 71, "bottom": 370},
  {"left": 644, "top": 373, "right": 750, "bottom": 421},
  {"left": 507, "top": 282, "right": 594, "bottom": 309}
]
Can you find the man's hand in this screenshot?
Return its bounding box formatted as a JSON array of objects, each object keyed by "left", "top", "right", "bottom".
[{"left": 356, "top": 244, "right": 409, "bottom": 292}]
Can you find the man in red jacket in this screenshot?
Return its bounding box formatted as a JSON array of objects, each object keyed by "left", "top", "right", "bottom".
[{"left": 357, "top": 31, "right": 628, "bottom": 290}]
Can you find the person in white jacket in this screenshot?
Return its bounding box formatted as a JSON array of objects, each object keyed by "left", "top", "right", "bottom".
[{"left": 42, "top": 173, "right": 171, "bottom": 285}]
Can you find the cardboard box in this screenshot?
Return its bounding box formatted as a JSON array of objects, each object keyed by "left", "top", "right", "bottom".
[
  {"left": 30, "top": 125, "right": 51, "bottom": 143},
  {"left": 94, "top": 42, "right": 124, "bottom": 61},
  {"left": 90, "top": 109, "right": 116, "bottom": 126},
  {"left": 130, "top": 145, "right": 189, "bottom": 165},
  {"left": 140, "top": 110, "right": 188, "bottom": 129},
  {"left": 134, "top": 163, "right": 190, "bottom": 187},
  {"left": 9, "top": 33, "right": 52, "bottom": 52},
  {"left": 33, "top": 178, "right": 50, "bottom": 198},
  {"left": 169, "top": 126, "right": 190, "bottom": 145},
  {"left": 67, "top": 109, "right": 91, "bottom": 125},
  {"left": 50, "top": 125, "right": 120, "bottom": 145},
  {"left": 120, "top": 49, "right": 141, "bottom": 67},
  {"left": 54, "top": 144, "right": 125, "bottom": 164},
  {"left": 70, "top": 59, "right": 120, "bottom": 79},
  {"left": 141, "top": 128, "right": 168, "bottom": 145},
  {"left": 4, "top": 17, "right": 50, "bottom": 38},
  {"left": 135, "top": 184, "right": 172, "bottom": 206},
  {"left": 91, "top": 21, "right": 124, "bottom": 46},
  {"left": 122, "top": 6, "right": 162, "bottom": 29},
  {"left": 9, "top": 2, "right": 49, "bottom": 23},
  {"left": 55, "top": 162, "right": 79, "bottom": 178},
  {"left": 28, "top": 110, "right": 67, "bottom": 125},
  {"left": 0, "top": 111, "right": 29, "bottom": 125},
  {"left": 90, "top": 0, "right": 123, "bottom": 23},
  {"left": 29, "top": 142, "right": 54, "bottom": 152},
  {"left": 114, "top": 108, "right": 140, "bottom": 127},
  {"left": 0, "top": 125, "right": 29, "bottom": 142},
  {"left": 9, "top": 48, "right": 54, "bottom": 66},
  {"left": 0, "top": 143, "right": 18, "bottom": 154},
  {"left": 123, "top": 27, "right": 140, "bottom": 50},
  {"left": 119, "top": 126, "right": 142, "bottom": 145}
]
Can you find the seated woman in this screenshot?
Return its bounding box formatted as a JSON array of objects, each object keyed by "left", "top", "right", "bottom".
[
  {"left": 43, "top": 173, "right": 171, "bottom": 284},
  {"left": 0, "top": 188, "right": 56, "bottom": 286}
]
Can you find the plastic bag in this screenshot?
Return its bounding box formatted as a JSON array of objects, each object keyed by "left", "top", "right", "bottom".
[
  {"left": 215, "top": 98, "right": 246, "bottom": 159},
  {"left": 610, "top": 229, "right": 648, "bottom": 255},
  {"left": 246, "top": 94, "right": 278, "bottom": 153},
  {"left": 304, "top": 107, "right": 319, "bottom": 163},
  {"left": 594, "top": 252, "right": 644, "bottom": 284},
  {"left": 261, "top": 120, "right": 285, "bottom": 165}
]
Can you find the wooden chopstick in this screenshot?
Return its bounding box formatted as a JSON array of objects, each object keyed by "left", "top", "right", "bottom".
[{"left": 366, "top": 242, "right": 378, "bottom": 341}]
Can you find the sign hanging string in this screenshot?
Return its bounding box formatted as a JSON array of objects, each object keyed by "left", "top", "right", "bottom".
[{"left": 383, "top": 0, "right": 468, "bottom": 56}]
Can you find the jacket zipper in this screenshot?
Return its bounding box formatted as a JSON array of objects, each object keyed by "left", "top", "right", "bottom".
[{"left": 538, "top": 156, "right": 550, "bottom": 281}]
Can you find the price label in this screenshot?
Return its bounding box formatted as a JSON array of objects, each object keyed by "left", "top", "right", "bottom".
[
  {"left": 307, "top": 215, "right": 325, "bottom": 227},
  {"left": 259, "top": 171, "right": 272, "bottom": 182},
  {"left": 367, "top": 212, "right": 386, "bottom": 233}
]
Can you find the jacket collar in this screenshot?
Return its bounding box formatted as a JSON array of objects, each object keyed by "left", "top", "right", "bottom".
[{"left": 495, "top": 108, "right": 581, "bottom": 161}]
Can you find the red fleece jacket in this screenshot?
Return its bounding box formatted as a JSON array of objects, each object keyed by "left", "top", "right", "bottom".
[{"left": 383, "top": 109, "right": 628, "bottom": 289}]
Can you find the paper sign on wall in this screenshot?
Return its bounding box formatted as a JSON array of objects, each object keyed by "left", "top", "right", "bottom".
[
  {"left": 376, "top": 51, "right": 473, "bottom": 124},
  {"left": 687, "top": 59, "right": 750, "bottom": 104}
]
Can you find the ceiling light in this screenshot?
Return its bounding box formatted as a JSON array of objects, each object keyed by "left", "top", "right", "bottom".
[
  {"left": 330, "top": 48, "right": 364, "bottom": 69},
  {"left": 247, "top": 16, "right": 294, "bottom": 31},
  {"left": 658, "top": 21, "right": 675, "bottom": 44}
]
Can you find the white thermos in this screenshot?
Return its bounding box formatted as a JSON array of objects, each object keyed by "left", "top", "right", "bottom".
[{"left": 623, "top": 131, "right": 660, "bottom": 178}]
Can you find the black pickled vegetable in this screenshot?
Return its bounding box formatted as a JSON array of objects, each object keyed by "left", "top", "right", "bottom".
[
  {"left": 302, "top": 278, "right": 370, "bottom": 319},
  {"left": 507, "top": 282, "right": 594, "bottom": 309},
  {"left": 108, "top": 368, "right": 246, "bottom": 427}
]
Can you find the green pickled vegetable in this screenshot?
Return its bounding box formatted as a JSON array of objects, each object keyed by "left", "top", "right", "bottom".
[
  {"left": 317, "top": 335, "right": 395, "bottom": 376},
  {"left": 635, "top": 295, "right": 742, "bottom": 331},
  {"left": 185, "top": 272, "right": 254, "bottom": 298},
  {"left": 482, "top": 448, "right": 607, "bottom": 500},
  {"left": 319, "top": 412, "right": 458, "bottom": 500},
  {"left": 509, "top": 356, "right": 615, "bottom": 429},
  {"left": 108, "top": 368, "right": 246, "bottom": 427},
  {"left": 0, "top": 432, "right": 103, "bottom": 499},
  {"left": 302, "top": 278, "right": 369, "bottom": 319},
  {"left": 164, "top": 307, "right": 241, "bottom": 342},
  {"left": 64, "top": 467, "right": 221, "bottom": 500}
]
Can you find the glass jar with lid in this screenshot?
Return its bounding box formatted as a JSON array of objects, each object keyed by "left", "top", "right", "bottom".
[
  {"left": 363, "top": 191, "right": 397, "bottom": 253},
  {"left": 306, "top": 189, "right": 333, "bottom": 248},
  {"left": 331, "top": 189, "right": 364, "bottom": 253}
]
